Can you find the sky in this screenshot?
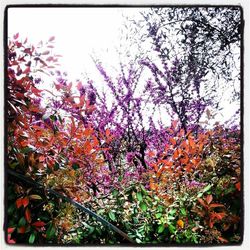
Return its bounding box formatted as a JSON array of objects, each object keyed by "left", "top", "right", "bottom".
[
  {"left": 8, "top": 8, "right": 132, "bottom": 79},
  {"left": 7, "top": 7, "right": 240, "bottom": 126}
]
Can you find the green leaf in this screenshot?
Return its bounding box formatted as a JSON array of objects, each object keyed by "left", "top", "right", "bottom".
[
  {"left": 198, "top": 184, "right": 212, "bottom": 198},
  {"left": 29, "top": 194, "right": 42, "bottom": 200},
  {"left": 7, "top": 204, "right": 16, "bottom": 215},
  {"left": 168, "top": 224, "right": 176, "bottom": 234},
  {"left": 21, "top": 147, "right": 34, "bottom": 154},
  {"left": 168, "top": 216, "right": 175, "bottom": 220},
  {"left": 72, "top": 163, "right": 79, "bottom": 170},
  {"left": 136, "top": 192, "right": 143, "bottom": 202},
  {"left": 169, "top": 208, "right": 177, "bottom": 215},
  {"left": 180, "top": 208, "right": 187, "bottom": 216},
  {"left": 28, "top": 233, "right": 36, "bottom": 244},
  {"left": 133, "top": 217, "right": 139, "bottom": 224},
  {"left": 139, "top": 202, "right": 147, "bottom": 212},
  {"left": 155, "top": 213, "right": 162, "bottom": 219},
  {"left": 197, "top": 192, "right": 203, "bottom": 198},
  {"left": 50, "top": 115, "right": 57, "bottom": 122},
  {"left": 58, "top": 115, "right": 63, "bottom": 124},
  {"left": 203, "top": 184, "right": 212, "bottom": 193},
  {"left": 112, "top": 189, "right": 119, "bottom": 197},
  {"left": 157, "top": 224, "right": 165, "bottom": 233},
  {"left": 135, "top": 238, "right": 142, "bottom": 243},
  {"left": 157, "top": 205, "right": 164, "bottom": 213},
  {"left": 140, "top": 185, "right": 148, "bottom": 195},
  {"left": 46, "top": 224, "right": 56, "bottom": 240},
  {"left": 9, "top": 162, "right": 19, "bottom": 169},
  {"left": 87, "top": 225, "right": 95, "bottom": 235},
  {"left": 108, "top": 211, "right": 116, "bottom": 221},
  {"left": 18, "top": 217, "right": 26, "bottom": 227}
]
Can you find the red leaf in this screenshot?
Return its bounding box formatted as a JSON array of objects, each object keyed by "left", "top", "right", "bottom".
[
  {"left": 7, "top": 227, "right": 15, "bottom": 234},
  {"left": 209, "top": 220, "right": 214, "bottom": 228},
  {"left": 77, "top": 81, "right": 83, "bottom": 91},
  {"left": 39, "top": 155, "right": 45, "bottom": 162},
  {"left": 197, "top": 198, "right": 207, "bottom": 208},
  {"left": 172, "top": 120, "right": 178, "bottom": 129},
  {"left": 14, "top": 33, "right": 19, "bottom": 39},
  {"left": 20, "top": 140, "right": 28, "bottom": 147},
  {"left": 235, "top": 182, "right": 241, "bottom": 191},
  {"left": 18, "top": 226, "right": 26, "bottom": 234},
  {"left": 7, "top": 234, "right": 16, "bottom": 244},
  {"left": 206, "top": 194, "right": 213, "bottom": 205},
  {"left": 22, "top": 197, "right": 29, "bottom": 208},
  {"left": 42, "top": 50, "right": 50, "bottom": 55},
  {"left": 46, "top": 56, "right": 54, "bottom": 62},
  {"left": 16, "top": 198, "right": 23, "bottom": 208},
  {"left": 218, "top": 236, "right": 228, "bottom": 243},
  {"left": 25, "top": 208, "right": 32, "bottom": 223},
  {"left": 32, "top": 221, "right": 46, "bottom": 227},
  {"left": 209, "top": 203, "right": 225, "bottom": 209},
  {"left": 214, "top": 212, "right": 226, "bottom": 220},
  {"left": 31, "top": 87, "right": 42, "bottom": 96},
  {"left": 48, "top": 36, "right": 55, "bottom": 42},
  {"left": 23, "top": 67, "right": 31, "bottom": 74}
]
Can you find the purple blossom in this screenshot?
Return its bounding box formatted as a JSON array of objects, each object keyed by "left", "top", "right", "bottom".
[
  {"left": 79, "top": 86, "right": 86, "bottom": 96},
  {"left": 34, "top": 78, "right": 41, "bottom": 84},
  {"left": 88, "top": 91, "right": 96, "bottom": 105},
  {"left": 186, "top": 180, "right": 206, "bottom": 188},
  {"left": 126, "top": 152, "right": 135, "bottom": 163}
]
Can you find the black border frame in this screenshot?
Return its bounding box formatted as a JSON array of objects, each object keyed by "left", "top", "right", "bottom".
[{"left": 3, "top": 4, "right": 244, "bottom": 247}]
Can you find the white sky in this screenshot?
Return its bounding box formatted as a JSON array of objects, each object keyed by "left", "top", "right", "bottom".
[
  {"left": 8, "top": 7, "right": 240, "bottom": 125},
  {"left": 8, "top": 8, "right": 135, "bottom": 79}
]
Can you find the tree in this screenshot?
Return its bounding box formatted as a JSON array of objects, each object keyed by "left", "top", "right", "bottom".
[{"left": 127, "top": 7, "right": 241, "bottom": 131}]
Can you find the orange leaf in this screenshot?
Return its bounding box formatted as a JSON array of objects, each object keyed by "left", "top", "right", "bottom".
[
  {"left": 177, "top": 219, "right": 184, "bottom": 228},
  {"left": 169, "top": 138, "right": 176, "bottom": 146},
  {"left": 84, "top": 141, "right": 92, "bottom": 155},
  {"left": 173, "top": 150, "right": 178, "bottom": 160},
  {"left": 148, "top": 151, "right": 156, "bottom": 158},
  {"left": 92, "top": 136, "right": 99, "bottom": 148},
  {"left": 189, "top": 138, "right": 195, "bottom": 148},
  {"left": 149, "top": 180, "right": 158, "bottom": 191},
  {"left": 235, "top": 182, "right": 241, "bottom": 191},
  {"left": 206, "top": 194, "right": 213, "bottom": 205},
  {"left": 39, "top": 155, "right": 45, "bottom": 162},
  {"left": 82, "top": 128, "right": 92, "bottom": 137},
  {"left": 20, "top": 140, "right": 28, "bottom": 147},
  {"left": 25, "top": 208, "right": 32, "bottom": 223}
]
